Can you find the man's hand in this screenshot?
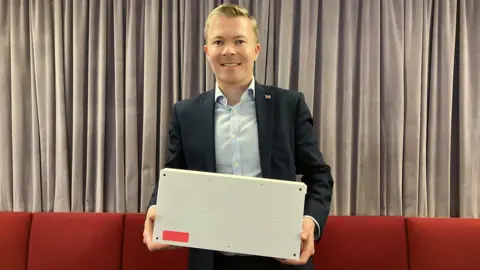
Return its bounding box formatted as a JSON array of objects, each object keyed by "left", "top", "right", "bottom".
[
  {"left": 277, "top": 217, "right": 316, "bottom": 265},
  {"left": 142, "top": 206, "right": 179, "bottom": 251}
]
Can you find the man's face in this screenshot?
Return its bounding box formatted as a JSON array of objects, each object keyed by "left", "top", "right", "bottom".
[{"left": 204, "top": 16, "right": 260, "bottom": 87}]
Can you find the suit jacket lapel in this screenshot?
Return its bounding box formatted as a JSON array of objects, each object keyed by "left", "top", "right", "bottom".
[
  {"left": 200, "top": 90, "right": 217, "bottom": 172},
  {"left": 255, "top": 82, "right": 273, "bottom": 178}
]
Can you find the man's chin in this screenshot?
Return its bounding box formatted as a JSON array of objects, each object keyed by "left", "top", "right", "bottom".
[{"left": 216, "top": 76, "right": 243, "bottom": 85}]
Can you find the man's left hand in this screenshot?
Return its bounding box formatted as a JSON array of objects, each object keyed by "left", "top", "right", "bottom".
[{"left": 277, "top": 217, "right": 315, "bottom": 265}]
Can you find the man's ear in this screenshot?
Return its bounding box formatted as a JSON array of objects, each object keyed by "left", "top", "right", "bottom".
[
  {"left": 204, "top": 44, "right": 209, "bottom": 57},
  {"left": 254, "top": 43, "right": 260, "bottom": 61}
]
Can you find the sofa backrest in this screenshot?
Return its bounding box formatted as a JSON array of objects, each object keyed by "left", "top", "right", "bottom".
[
  {"left": 407, "top": 217, "right": 480, "bottom": 270},
  {"left": 0, "top": 212, "right": 31, "bottom": 270},
  {"left": 27, "top": 212, "right": 124, "bottom": 270},
  {"left": 1, "top": 212, "right": 479, "bottom": 270},
  {"left": 314, "top": 216, "right": 409, "bottom": 270}
]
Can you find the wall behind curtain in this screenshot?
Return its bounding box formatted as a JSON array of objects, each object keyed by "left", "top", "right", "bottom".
[{"left": 0, "top": 0, "right": 478, "bottom": 217}]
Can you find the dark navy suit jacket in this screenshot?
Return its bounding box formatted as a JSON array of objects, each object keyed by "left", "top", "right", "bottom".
[{"left": 148, "top": 82, "right": 334, "bottom": 270}]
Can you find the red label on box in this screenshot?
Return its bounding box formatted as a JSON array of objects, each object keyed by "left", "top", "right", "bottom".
[{"left": 162, "top": 230, "right": 190, "bottom": 243}]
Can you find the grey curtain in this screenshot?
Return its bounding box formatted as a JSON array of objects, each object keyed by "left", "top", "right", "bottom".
[{"left": 0, "top": 0, "right": 478, "bottom": 217}]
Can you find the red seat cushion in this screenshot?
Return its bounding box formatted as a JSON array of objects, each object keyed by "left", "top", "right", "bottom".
[
  {"left": 407, "top": 218, "right": 480, "bottom": 270},
  {"left": 122, "top": 214, "right": 188, "bottom": 270},
  {"left": 0, "top": 212, "right": 32, "bottom": 270},
  {"left": 27, "top": 212, "right": 124, "bottom": 270},
  {"left": 314, "top": 216, "right": 409, "bottom": 270}
]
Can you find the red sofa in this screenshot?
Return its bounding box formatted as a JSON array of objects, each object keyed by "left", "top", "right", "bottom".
[{"left": 1, "top": 212, "right": 479, "bottom": 270}]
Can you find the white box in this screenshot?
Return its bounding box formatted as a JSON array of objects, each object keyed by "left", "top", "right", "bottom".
[{"left": 152, "top": 168, "right": 307, "bottom": 260}]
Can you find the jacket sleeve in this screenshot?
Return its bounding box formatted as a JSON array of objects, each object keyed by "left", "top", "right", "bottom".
[
  {"left": 294, "top": 92, "right": 334, "bottom": 241},
  {"left": 148, "top": 103, "right": 187, "bottom": 209}
]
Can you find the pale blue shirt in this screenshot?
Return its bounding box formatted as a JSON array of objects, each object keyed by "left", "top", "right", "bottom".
[
  {"left": 214, "top": 78, "right": 319, "bottom": 256},
  {"left": 214, "top": 80, "right": 261, "bottom": 179}
]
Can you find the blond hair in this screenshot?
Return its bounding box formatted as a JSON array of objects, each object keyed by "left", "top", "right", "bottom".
[{"left": 204, "top": 4, "right": 259, "bottom": 43}]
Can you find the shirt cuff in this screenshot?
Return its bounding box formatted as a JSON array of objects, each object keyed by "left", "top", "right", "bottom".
[{"left": 303, "top": 215, "right": 321, "bottom": 240}]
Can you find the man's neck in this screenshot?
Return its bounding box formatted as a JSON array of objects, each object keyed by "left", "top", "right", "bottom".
[{"left": 217, "top": 77, "right": 253, "bottom": 106}]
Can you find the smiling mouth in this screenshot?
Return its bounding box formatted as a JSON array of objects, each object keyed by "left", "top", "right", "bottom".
[{"left": 221, "top": 63, "right": 241, "bottom": 67}]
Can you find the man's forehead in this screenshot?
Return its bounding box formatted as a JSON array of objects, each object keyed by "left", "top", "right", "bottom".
[
  {"left": 209, "top": 16, "right": 251, "bottom": 30},
  {"left": 210, "top": 15, "right": 249, "bottom": 24},
  {"left": 208, "top": 18, "right": 252, "bottom": 37}
]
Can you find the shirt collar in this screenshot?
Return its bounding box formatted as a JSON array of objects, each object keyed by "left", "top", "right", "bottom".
[{"left": 215, "top": 76, "right": 256, "bottom": 103}]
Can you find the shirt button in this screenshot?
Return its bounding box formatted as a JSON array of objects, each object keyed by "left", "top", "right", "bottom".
[{"left": 231, "top": 134, "right": 236, "bottom": 139}]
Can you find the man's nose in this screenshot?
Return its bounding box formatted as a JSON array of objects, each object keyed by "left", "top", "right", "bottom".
[{"left": 222, "top": 43, "right": 236, "bottom": 56}]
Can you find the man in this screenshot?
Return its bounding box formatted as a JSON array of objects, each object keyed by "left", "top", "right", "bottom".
[{"left": 143, "top": 4, "right": 333, "bottom": 270}]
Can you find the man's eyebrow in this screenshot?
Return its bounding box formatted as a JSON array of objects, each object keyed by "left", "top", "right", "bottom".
[{"left": 211, "top": 35, "right": 248, "bottom": 40}]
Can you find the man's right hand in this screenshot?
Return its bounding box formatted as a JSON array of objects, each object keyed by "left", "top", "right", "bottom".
[{"left": 143, "top": 206, "right": 179, "bottom": 251}]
